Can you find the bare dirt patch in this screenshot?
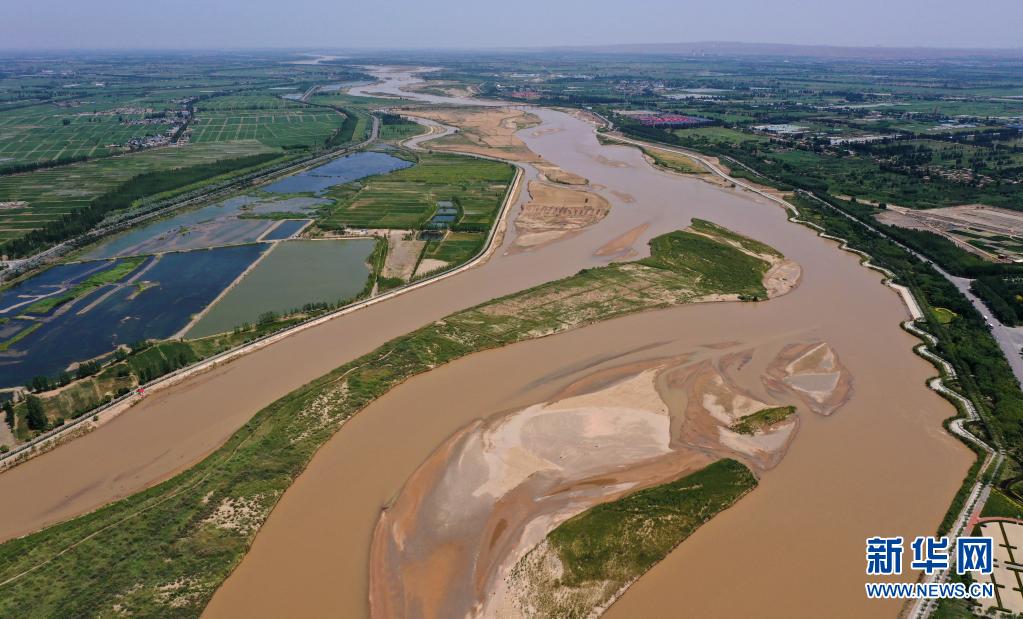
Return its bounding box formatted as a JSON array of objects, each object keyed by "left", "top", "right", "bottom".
[
  {"left": 594, "top": 223, "right": 651, "bottom": 260},
  {"left": 375, "top": 229, "right": 424, "bottom": 281},
  {"left": 402, "top": 107, "right": 541, "bottom": 162},
  {"left": 511, "top": 181, "right": 611, "bottom": 252}
]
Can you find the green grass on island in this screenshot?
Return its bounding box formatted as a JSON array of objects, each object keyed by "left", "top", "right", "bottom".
[
  {"left": 21, "top": 257, "right": 146, "bottom": 316},
  {"left": 508, "top": 459, "right": 757, "bottom": 618},
  {"left": 730, "top": 405, "right": 796, "bottom": 435},
  {"left": 0, "top": 224, "right": 781, "bottom": 617}
]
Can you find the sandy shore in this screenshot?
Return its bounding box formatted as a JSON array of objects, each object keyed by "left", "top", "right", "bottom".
[{"left": 369, "top": 326, "right": 854, "bottom": 617}]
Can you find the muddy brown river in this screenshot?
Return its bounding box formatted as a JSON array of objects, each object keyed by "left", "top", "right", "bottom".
[{"left": 1, "top": 70, "right": 972, "bottom": 618}]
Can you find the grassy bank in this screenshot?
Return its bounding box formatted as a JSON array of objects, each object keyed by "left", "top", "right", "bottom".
[
  {"left": 0, "top": 223, "right": 780, "bottom": 616},
  {"left": 508, "top": 459, "right": 757, "bottom": 618}
]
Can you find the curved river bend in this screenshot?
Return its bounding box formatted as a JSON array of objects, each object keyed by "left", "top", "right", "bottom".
[
  {"left": 205, "top": 77, "right": 971, "bottom": 619},
  {"left": 0, "top": 69, "right": 972, "bottom": 619}
]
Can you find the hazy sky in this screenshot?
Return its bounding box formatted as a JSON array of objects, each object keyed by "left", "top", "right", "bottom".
[{"left": 3, "top": 0, "right": 1021, "bottom": 50}]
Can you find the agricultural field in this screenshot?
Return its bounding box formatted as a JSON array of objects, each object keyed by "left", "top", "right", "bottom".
[
  {"left": 420, "top": 231, "right": 484, "bottom": 270},
  {"left": 189, "top": 95, "right": 346, "bottom": 148},
  {"left": 0, "top": 100, "right": 170, "bottom": 166},
  {"left": 0, "top": 140, "right": 280, "bottom": 249},
  {"left": 318, "top": 152, "right": 514, "bottom": 230}
]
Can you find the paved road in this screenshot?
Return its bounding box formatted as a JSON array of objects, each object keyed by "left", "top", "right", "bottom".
[
  {"left": 611, "top": 129, "right": 1023, "bottom": 390},
  {"left": 945, "top": 272, "right": 1023, "bottom": 386}
]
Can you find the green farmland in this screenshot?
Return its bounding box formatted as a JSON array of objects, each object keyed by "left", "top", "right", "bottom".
[
  {"left": 318, "top": 152, "right": 514, "bottom": 230},
  {"left": 0, "top": 105, "right": 157, "bottom": 165},
  {"left": 0, "top": 141, "right": 280, "bottom": 248},
  {"left": 190, "top": 96, "right": 345, "bottom": 148},
  {"left": 421, "top": 231, "right": 484, "bottom": 268}
]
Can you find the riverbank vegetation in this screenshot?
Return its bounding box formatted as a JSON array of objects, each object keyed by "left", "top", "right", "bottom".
[
  {"left": 508, "top": 459, "right": 757, "bottom": 618},
  {"left": 790, "top": 194, "right": 1023, "bottom": 520},
  {"left": 730, "top": 406, "right": 796, "bottom": 435},
  {"left": 0, "top": 225, "right": 781, "bottom": 616}
]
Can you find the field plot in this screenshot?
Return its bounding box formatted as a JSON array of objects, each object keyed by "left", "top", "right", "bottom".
[
  {"left": 190, "top": 96, "right": 345, "bottom": 148},
  {"left": 0, "top": 93, "right": 190, "bottom": 166},
  {"left": 0, "top": 141, "right": 279, "bottom": 248},
  {"left": 319, "top": 152, "right": 514, "bottom": 229},
  {"left": 419, "top": 231, "right": 484, "bottom": 272},
  {"left": 187, "top": 238, "right": 376, "bottom": 338}
]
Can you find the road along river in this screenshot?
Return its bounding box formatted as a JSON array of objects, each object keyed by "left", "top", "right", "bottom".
[{"left": 203, "top": 75, "right": 972, "bottom": 618}]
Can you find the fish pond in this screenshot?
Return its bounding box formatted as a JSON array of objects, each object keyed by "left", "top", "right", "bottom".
[
  {"left": 187, "top": 239, "right": 376, "bottom": 338},
  {"left": 262, "top": 152, "right": 412, "bottom": 195},
  {"left": 262, "top": 220, "right": 310, "bottom": 241},
  {"left": 0, "top": 244, "right": 266, "bottom": 386}
]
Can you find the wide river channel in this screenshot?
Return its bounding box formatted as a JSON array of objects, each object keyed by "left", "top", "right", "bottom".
[{"left": 0, "top": 69, "right": 971, "bottom": 618}]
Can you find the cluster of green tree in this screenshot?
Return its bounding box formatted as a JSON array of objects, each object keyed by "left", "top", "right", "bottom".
[
  {"left": 379, "top": 113, "right": 416, "bottom": 127},
  {"left": 3, "top": 152, "right": 280, "bottom": 258},
  {"left": 126, "top": 341, "right": 198, "bottom": 384},
  {"left": 26, "top": 358, "right": 104, "bottom": 394},
  {"left": 2, "top": 400, "right": 14, "bottom": 431},
  {"left": 0, "top": 154, "right": 91, "bottom": 176},
  {"left": 972, "top": 275, "right": 1023, "bottom": 326},
  {"left": 25, "top": 395, "right": 46, "bottom": 431},
  {"left": 793, "top": 194, "right": 1023, "bottom": 464},
  {"left": 616, "top": 116, "right": 1023, "bottom": 209},
  {"left": 324, "top": 107, "right": 363, "bottom": 148}
]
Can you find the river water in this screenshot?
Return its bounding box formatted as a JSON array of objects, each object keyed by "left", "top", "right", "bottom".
[
  {"left": 203, "top": 74, "right": 971, "bottom": 618},
  {"left": 0, "top": 69, "right": 972, "bottom": 618}
]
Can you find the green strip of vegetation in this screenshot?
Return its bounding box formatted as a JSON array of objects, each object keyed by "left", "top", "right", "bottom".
[
  {"left": 790, "top": 194, "right": 1023, "bottom": 534},
  {"left": 0, "top": 322, "right": 42, "bottom": 352},
  {"left": 21, "top": 257, "right": 145, "bottom": 315},
  {"left": 0, "top": 225, "right": 779, "bottom": 617},
  {"left": 730, "top": 406, "right": 796, "bottom": 435},
  {"left": 324, "top": 108, "right": 367, "bottom": 148},
  {"left": 688, "top": 218, "right": 782, "bottom": 259},
  {"left": 642, "top": 145, "right": 706, "bottom": 175},
  {"left": 509, "top": 459, "right": 757, "bottom": 618},
  {"left": 4, "top": 153, "right": 282, "bottom": 258}
]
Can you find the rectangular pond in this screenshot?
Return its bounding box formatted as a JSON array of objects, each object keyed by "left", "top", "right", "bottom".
[
  {"left": 262, "top": 152, "right": 412, "bottom": 195},
  {"left": 262, "top": 220, "right": 310, "bottom": 241},
  {"left": 187, "top": 239, "right": 376, "bottom": 338},
  {"left": 83, "top": 196, "right": 275, "bottom": 260},
  {"left": 0, "top": 244, "right": 267, "bottom": 387},
  {"left": 0, "top": 261, "right": 121, "bottom": 315}
]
